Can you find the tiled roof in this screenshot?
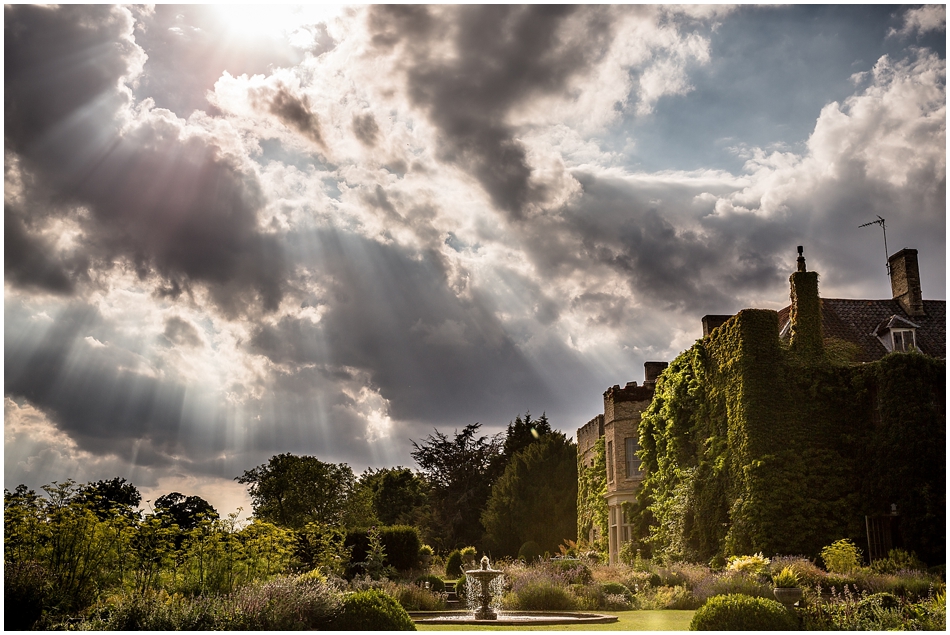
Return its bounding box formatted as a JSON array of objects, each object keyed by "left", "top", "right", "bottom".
[{"left": 778, "top": 298, "right": 946, "bottom": 361}]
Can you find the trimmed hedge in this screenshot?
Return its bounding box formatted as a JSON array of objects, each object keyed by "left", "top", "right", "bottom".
[
  {"left": 346, "top": 525, "right": 421, "bottom": 572},
  {"left": 690, "top": 594, "right": 797, "bottom": 631}
]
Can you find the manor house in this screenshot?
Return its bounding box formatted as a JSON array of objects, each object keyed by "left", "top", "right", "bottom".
[{"left": 579, "top": 246, "right": 945, "bottom": 566}]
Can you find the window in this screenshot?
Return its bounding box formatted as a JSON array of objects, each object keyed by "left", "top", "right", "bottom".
[
  {"left": 892, "top": 329, "right": 916, "bottom": 352},
  {"left": 625, "top": 437, "right": 641, "bottom": 477},
  {"left": 606, "top": 441, "right": 614, "bottom": 481}
]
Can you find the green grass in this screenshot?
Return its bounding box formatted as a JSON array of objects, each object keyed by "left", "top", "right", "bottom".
[{"left": 414, "top": 610, "right": 695, "bottom": 631}]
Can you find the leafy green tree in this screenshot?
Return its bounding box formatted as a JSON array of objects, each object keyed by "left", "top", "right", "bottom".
[
  {"left": 236, "top": 454, "right": 358, "bottom": 530},
  {"left": 155, "top": 492, "right": 218, "bottom": 531},
  {"left": 411, "top": 423, "right": 503, "bottom": 550},
  {"left": 502, "top": 412, "right": 551, "bottom": 463},
  {"left": 75, "top": 477, "right": 141, "bottom": 520},
  {"left": 359, "top": 467, "right": 431, "bottom": 527},
  {"left": 481, "top": 431, "right": 578, "bottom": 557}
]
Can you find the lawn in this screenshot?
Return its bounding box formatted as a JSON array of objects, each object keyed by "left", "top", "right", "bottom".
[{"left": 415, "top": 609, "right": 695, "bottom": 631}]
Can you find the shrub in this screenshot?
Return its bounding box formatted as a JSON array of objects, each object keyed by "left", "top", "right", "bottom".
[
  {"left": 548, "top": 559, "right": 593, "bottom": 584},
  {"left": 799, "top": 586, "right": 946, "bottom": 630},
  {"left": 445, "top": 550, "right": 464, "bottom": 577},
  {"left": 4, "top": 560, "right": 54, "bottom": 630},
  {"left": 600, "top": 581, "right": 633, "bottom": 601},
  {"left": 869, "top": 549, "right": 927, "bottom": 574},
  {"left": 332, "top": 590, "right": 416, "bottom": 631},
  {"left": 638, "top": 584, "right": 700, "bottom": 610},
  {"left": 769, "top": 555, "right": 825, "bottom": 588},
  {"left": 518, "top": 541, "right": 542, "bottom": 562},
  {"left": 503, "top": 579, "right": 575, "bottom": 611},
  {"left": 772, "top": 567, "right": 800, "bottom": 588},
  {"left": 691, "top": 570, "right": 773, "bottom": 602},
  {"left": 460, "top": 545, "right": 477, "bottom": 567},
  {"left": 689, "top": 593, "right": 797, "bottom": 631},
  {"left": 87, "top": 590, "right": 223, "bottom": 631},
  {"left": 821, "top": 538, "right": 862, "bottom": 574},
  {"left": 620, "top": 570, "right": 656, "bottom": 593},
  {"left": 569, "top": 583, "right": 603, "bottom": 610},
  {"left": 414, "top": 574, "right": 446, "bottom": 593},
  {"left": 389, "top": 583, "right": 446, "bottom": 612},
  {"left": 346, "top": 526, "right": 421, "bottom": 573},
  {"left": 727, "top": 552, "right": 771, "bottom": 577},
  {"left": 230, "top": 575, "right": 341, "bottom": 630},
  {"left": 379, "top": 526, "right": 422, "bottom": 571}
]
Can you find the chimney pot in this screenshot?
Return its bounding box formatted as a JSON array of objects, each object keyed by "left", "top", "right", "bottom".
[
  {"left": 701, "top": 315, "right": 733, "bottom": 337},
  {"left": 644, "top": 361, "right": 668, "bottom": 384},
  {"left": 888, "top": 248, "right": 925, "bottom": 316}
]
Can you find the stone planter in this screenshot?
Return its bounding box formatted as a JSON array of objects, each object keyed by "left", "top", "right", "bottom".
[{"left": 773, "top": 587, "right": 803, "bottom": 606}]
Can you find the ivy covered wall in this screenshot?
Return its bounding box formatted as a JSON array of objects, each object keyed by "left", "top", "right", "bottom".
[
  {"left": 632, "top": 308, "right": 945, "bottom": 565},
  {"left": 577, "top": 436, "right": 608, "bottom": 553}
]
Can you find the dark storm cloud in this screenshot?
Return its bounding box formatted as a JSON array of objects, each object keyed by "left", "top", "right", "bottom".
[
  {"left": 253, "top": 229, "right": 559, "bottom": 426},
  {"left": 4, "top": 204, "right": 76, "bottom": 295},
  {"left": 4, "top": 302, "right": 186, "bottom": 466},
  {"left": 5, "top": 4, "right": 286, "bottom": 316},
  {"left": 162, "top": 316, "right": 203, "bottom": 348},
  {"left": 352, "top": 112, "right": 380, "bottom": 147},
  {"left": 524, "top": 171, "right": 786, "bottom": 313},
  {"left": 368, "top": 5, "right": 614, "bottom": 218},
  {"left": 251, "top": 82, "right": 326, "bottom": 148}
]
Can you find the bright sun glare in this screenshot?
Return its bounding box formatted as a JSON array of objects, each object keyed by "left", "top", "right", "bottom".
[{"left": 213, "top": 5, "right": 344, "bottom": 44}]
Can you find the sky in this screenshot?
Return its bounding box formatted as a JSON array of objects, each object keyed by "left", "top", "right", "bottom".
[{"left": 5, "top": 4, "right": 946, "bottom": 517}]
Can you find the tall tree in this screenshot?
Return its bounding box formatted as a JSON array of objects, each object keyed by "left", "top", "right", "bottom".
[
  {"left": 154, "top": 492, "right": 218, "bottom": 531},
  {"left": 411, "top": 423, "right": 503, "bottom": 551},
  {"left": 481, "top": 431, "right": 578, "bottom": 557},
  {"left": 502, "top": 412, "right": 552, "bottom": 463},
  {"left": 359, "top": 467, "right": 431, "bottom": 527},
  {"left": 75, "top": 477, "right": 141, "bottom": 520},
  {"left": 236, "top": 454, "right": 358, "bottom": 530}
]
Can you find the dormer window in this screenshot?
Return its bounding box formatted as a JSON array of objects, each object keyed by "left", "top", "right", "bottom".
[
  {"left": 891, "top": 329, "right": 915, "bottom": 352},
  {"left": 873, "top": 315, "right": 920, "bottom": 354}
]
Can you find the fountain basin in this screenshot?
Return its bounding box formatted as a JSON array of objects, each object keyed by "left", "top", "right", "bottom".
[{"left": 410, "top": 610, "right": 619, "bottom": 626}]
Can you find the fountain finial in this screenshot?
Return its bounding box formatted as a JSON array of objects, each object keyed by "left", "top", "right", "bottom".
[{"left": 481, "top": 555, "right": 490, "bottom": 570}]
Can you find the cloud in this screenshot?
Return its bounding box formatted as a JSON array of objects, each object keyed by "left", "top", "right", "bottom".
[
  {"left": 250, "top": 81, "right": 326, "bottom": 148},
  {"left": 5, "top": 4, "right": 287, "bottom": 317},
  {"left": 163, "top": 316, "right": 204, "bottom": 348},
  {"left": 366, "top": 5, "right": 615, "bottom": 219},
  {"left": 352, "top": 112, "right": 380, "bottom": 147},
  {"left": 890, "top": 5, "right": 945, "bottom": 38}
]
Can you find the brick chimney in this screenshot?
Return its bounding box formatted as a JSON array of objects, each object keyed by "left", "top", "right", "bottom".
[
  {"left": 701, "top": 315, "right": 733, "bottom": 337},
  {"left": 789, "top": 247, "right": 823, "bottom": 358},
  {"left": 888, "top": 248, "right": 925, "bottom": 317},
  {"left": 643, "top": 361, "right": 668, "bottom": 387}
]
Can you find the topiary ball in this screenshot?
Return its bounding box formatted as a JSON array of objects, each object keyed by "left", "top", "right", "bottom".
[
  {"left": 689, "top": 593, "right": 797, "bottom": 631},
  {"left": 332, "top": 590, "right": 416, "bottom": 631}
]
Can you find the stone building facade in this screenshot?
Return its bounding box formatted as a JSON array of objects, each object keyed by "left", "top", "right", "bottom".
[{"left": 577, "top": 361, "right": 667, "bottom": 565}]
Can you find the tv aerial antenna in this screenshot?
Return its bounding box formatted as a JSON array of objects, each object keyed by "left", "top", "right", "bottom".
[{"left": 859, "top": 215, "right": 890, "bottom": 276}]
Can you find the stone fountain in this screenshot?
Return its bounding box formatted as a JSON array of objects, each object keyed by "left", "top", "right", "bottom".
[
  {"left": 467, "top": 555, "right": 504, "bottom": 620},
  {"left": 410, "top": 555, "right": 619, "bottom": 626}
]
